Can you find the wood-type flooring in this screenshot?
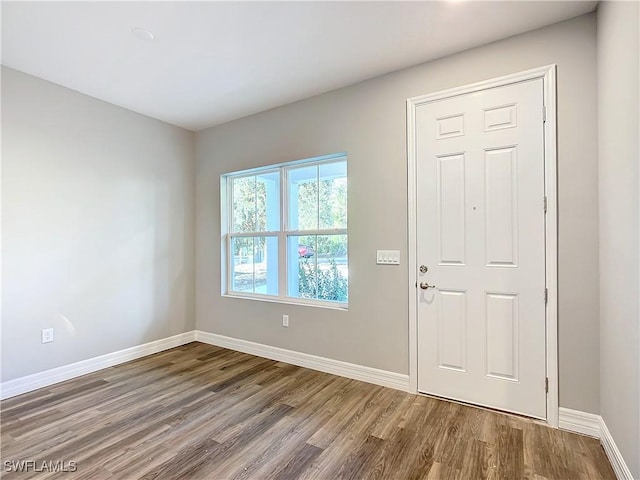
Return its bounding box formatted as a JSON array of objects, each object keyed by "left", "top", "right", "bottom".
[{"left": 0, "top": 342, "right": 615, "bottom": 479}]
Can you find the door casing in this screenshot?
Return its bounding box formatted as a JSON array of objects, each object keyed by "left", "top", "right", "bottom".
[{"left": 406, "top": 65, "right": 558, "bottom": 427}]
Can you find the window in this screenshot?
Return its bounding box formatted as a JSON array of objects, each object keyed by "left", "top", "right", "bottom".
[{"left": 222, "top": 154, "right": 348, "bottom": 307}]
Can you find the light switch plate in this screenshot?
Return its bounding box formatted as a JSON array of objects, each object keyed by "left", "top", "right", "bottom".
[{"left": 376, "top": 250, "right": 400, "bottom": 265}]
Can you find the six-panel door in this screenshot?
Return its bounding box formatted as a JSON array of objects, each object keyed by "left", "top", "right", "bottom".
[{"left": 416, "top": 79, "right": 547, "bottom": 419}]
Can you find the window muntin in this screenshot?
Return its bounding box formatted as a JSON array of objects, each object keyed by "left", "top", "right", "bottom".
[{"left": 223, "top": 155, "right": 347, "bottom": 307}]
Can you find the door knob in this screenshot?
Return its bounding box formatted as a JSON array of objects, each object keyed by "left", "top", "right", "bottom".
[{"left": 419, "top": 282, "right": 436, "bottom": 290}]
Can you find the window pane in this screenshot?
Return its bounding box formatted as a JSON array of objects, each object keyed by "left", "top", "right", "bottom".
[
  {"left": 288, "top": 234, "right": 348, "bottom": 302},
  {"left": 288, "top": 235, "right": 318, "bottom": 299},
  {"left": 256, "top": 172, "right": 280, "bottom": 231},
  {"left": 288, "top": 165, "right": 318, "bottom": 231},
  {"left": 232, "top": 177, "right": 256, "bottom": 233},
  {"left": 232, "top": 172, "right": 279, "bottom": 233},
  {"left": 231, "top": 236, "right": 278, "bottom": 295},
  {"left": 319, "top": 161, "right": 347, "bottom": 229}
]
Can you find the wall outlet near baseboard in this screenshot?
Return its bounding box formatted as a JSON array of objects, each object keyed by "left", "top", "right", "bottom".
[
  {"left": 282, "top": 315, "right": 289, "bottom": 327},
  {"left": 42, "top": 328, "right": 54, "bottom": 344}
]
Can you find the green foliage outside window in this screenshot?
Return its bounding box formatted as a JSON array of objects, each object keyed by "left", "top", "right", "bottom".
[{"left": 298, "top": 258, "right": 348, "bottom": 302}]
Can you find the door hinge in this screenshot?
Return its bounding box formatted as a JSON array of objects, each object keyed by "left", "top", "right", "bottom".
[
  {"left": 544, "top": 196, "right": 548, "bottom": 214},
  {"left": 544, "top": 288, "right": 548, "bottom": 304},
  {"left": 545, "top": 377, "right": 549, "bottom": 393},
  {"left": 543, "top": 106, "right": 547, "bottom": 123}
]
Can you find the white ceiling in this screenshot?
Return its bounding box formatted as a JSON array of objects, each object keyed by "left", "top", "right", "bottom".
[{"left": 1, "top": 1, "right": 597, "bottom": 131}]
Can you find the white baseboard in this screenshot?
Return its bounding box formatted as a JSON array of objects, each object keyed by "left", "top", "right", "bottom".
[
  {"left": 559, "top": 407, "right": 635, "bottom": 480},
  {"left": 599, "top": 416, "right": 636, "bottom": 480},
  {"left": 0, "top": 331, "right": 196, "bottom": 400},
  {"left": 195, "top": 330, "right": 411, "bottom": 393},
  {"left": 558, "top": 407, "right": 601, "bottom": 438},
  {"left": 1, "top": 329, "right": 410, "bottom": 400}
]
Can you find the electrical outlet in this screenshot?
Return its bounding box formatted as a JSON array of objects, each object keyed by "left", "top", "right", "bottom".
[
  {"left": 42, "top": 328, "right": 54, "bottom": 344},
  {"left": 282, "top": 315, "right": 289, "bottom": 327}
]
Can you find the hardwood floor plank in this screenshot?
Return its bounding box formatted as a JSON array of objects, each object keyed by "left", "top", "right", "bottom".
[
  {"left": 582, "top": 433, "right": 618, "bottom": 479},
  {"left": 334, "top": 434, "right": 385, "bottom": 480},
  {"left": 138, "top": 437, "right": 223, "bottom": 480},
  {"left": 459, "top": 439, "right": 491, "bottom": 479},
  {"left": 0, "top": 343, "right": 616, "bottom": 480},
  {"left": 426, "top": 462, "right": 461, "bottom": 480},
  {"left": 265, "top": 443, "right": 324, "bottom": 480},
  {"left": 495, "top": 424, "right": 524, "bottom": 479},
  {"left": 176, "top": 404, "right": 294, "bottom": 480},
  {"left": 305, "top": 382, "right": 384, "bottom": 449},
  {"left": 223, "top": 415, "right": 308, "bottom": 480},
  {"left": 524, "top": 421, "right": 572, "bottom": 479},
  {"left": 367, "top": 390, "right": 414, "bottom": 440},
  {"left": 398, "top": 424, "right": 439, "bottom": 480},
  {"left": 97, "top": 384, "right": 265, "bottom": 477},
  {"left": 2, "top": 380, "right": 108, "bottom": 421}
]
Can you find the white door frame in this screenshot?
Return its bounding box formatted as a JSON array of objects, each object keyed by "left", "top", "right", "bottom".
[{"left": 407, "top": 65, "right": 559, "bottom": 427}]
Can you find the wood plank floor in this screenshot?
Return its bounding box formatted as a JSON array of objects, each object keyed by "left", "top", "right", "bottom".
[{"left": 1, "top": 342, "right": 615, "bottom": 479}]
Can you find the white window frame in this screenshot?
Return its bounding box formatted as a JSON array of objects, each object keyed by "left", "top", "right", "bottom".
[{"left": 221, "top": 153, "right": 348, "bottom": 309}]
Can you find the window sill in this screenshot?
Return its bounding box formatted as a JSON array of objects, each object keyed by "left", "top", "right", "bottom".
[{"left": 222, "top": 292, "right": 348, "bottom": 311}]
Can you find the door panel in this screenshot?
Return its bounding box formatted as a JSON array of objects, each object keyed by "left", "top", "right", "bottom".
[
  {"left": 437, "top": 289, "right": 467, "bottom": 372},
  {"left": 416, "top": 79, "right": 546, "bottom": 419},
  {"left": 485, "top": 292, "right": 519, "bottom": 381},
  {"left": 485, "top": 147, "right": 518, "bottom": 266},
  {"left": 437, "top": 154, "right": 466, "bottom": 265}
]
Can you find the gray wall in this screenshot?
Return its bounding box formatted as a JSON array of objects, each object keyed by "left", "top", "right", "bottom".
[
  {"left": 597, "top": 1, "right": 640, "bottom": 477},
  {"left": 196, "top": 14, "right": 600, "bottom": 412},
  {"left": 1, "top": 67, "right": 196, "bottom": 382}
]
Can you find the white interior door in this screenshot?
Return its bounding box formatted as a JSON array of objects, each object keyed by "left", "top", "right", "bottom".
[{"left": 415, "top": 79, "right": 547, "bottom": 419}]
